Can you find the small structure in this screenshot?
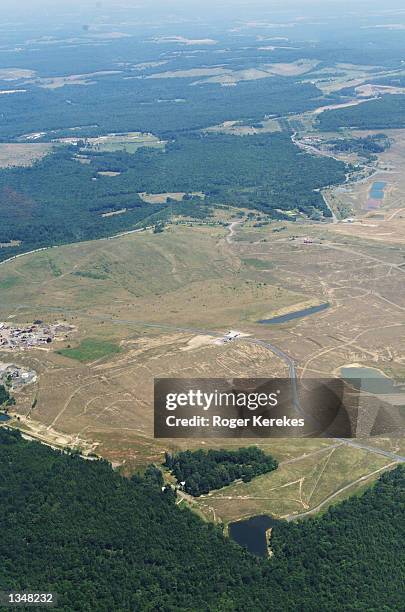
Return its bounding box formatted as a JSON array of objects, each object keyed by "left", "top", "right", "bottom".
[
  {"left": 0, "top": 362, "right": 37, "bottom": 389},
  {"left": 224, "top": 330, "right": 240, "bottom": 342}
]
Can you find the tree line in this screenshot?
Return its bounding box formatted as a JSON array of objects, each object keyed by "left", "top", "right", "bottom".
[
  {"left": 0, "top": 384, "right": 15, "bottom": 408},
  {"left": 164, "top": 447, "right": 278, "bottom": 496},
  {"left": 0, "top": 428, "right": 403, "bottom": 611},
  {"left": 0, "top": 132, "right": 347, "bottom": 262}
]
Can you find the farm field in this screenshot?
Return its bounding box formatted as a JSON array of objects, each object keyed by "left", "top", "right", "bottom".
[
  {"left": 54, "top": 132, "right": 165, "bottom": 154},
  {"left": 138, "top": 191, "right": 205, "bottom": 204},
  {"left": 78, "top": 132, "right": 165, "bottom": 153},
  {"left": 0, "top": 143, "right": 53, "bottom": 167}
]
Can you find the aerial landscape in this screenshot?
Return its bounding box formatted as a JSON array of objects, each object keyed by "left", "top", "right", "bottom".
[{"left": 0, "top": 1, "right": 404, "bottom": 610}]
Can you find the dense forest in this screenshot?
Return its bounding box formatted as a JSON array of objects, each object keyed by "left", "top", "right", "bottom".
[
  {"left": 318, "top": 95, "right": 405, "bottom": 130},
  {"left": 0, "top": 24, "right": 403, "bottom": 143},
  {"left": 0, "top": 384, "right": 14, "bottom": 408},
  {"left": 0, "top": 428, "right": 403, "bottom": 611},
  {"left": 0, "top": 133, "right": 347, "bottom": 262},
  {"left": 327, "top": 133, "right": 390, "bottom": 159},
  {"left": 0, "top": 73, "right": 328, "bottom": 141},
  {"left": 164, "top": 447, "right": 278, "bottom": 495}
]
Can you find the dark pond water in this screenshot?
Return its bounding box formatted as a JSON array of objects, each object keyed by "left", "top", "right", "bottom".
[
  {"left": 0, "top": 413, "right": 11, "bottom": 422},
  {"left": 229, "top": 515, "right": 279, "bottom": 557},
  {"left": 258, "top": 302, "right": 330, "bottom": 325}
]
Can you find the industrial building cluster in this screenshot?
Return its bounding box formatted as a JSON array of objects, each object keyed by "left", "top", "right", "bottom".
[
  {"left": 0, "top": 321, "right": 74, "bottom": 351},
  {"left": 0, "top": 362, "right": 37, "bottom": 390}
]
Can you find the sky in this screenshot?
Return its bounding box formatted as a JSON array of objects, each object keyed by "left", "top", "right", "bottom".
[
  {"left": 4, "top": 0, "right": 404, "bottom": 14},
  {"left": 2, "top": 0, "right": 405, "bottom": 30}
]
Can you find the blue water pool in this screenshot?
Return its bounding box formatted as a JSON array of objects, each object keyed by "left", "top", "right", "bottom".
[{"left": 370, "top": 181, "right": 386, "bottom": 200}]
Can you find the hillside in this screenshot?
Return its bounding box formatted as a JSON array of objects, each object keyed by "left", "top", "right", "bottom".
[{"left": 0, "top": 133, "right": 346, "bottom": 263}]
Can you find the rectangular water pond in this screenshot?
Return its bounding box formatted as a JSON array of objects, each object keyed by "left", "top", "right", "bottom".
[
  {"left": 258, "top": 302, "right": 330, "bottom": 325},
  {"left": 370, "top": 181, "right": 386, "bottom": 200},
  {"left": 371, "top": 181, "right": 387, "bottom": 190}
]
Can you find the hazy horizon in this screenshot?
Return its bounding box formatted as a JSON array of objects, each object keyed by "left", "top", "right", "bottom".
[{"left": 3, "top": 0, "right": 405, "bottom": 18}]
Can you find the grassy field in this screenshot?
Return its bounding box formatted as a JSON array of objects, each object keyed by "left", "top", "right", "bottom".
[
  {"left": 138, "top": 191, "right": 205, "bottom": 204},
  {"left": 148, "top": 60, "right": 319, "bottom": 84},
  {"left": 305, "top": 63, "right": 403, "bottom": 95},
  {"left": 80, "top": 132, "right": 165, "bottom": 154},
  {"left": 192, "top": 444, "right": 395, "bottom": 523},
  {"left": 242, "top": 258, "right": 274, "bottom": 270},
  {"left": 57, "top": 339, "right": 122, "bottom": 363},
  {"left": 0, "top": 226, "right": 305, "bottom": 327},
  {"left": 0, "top": 275, "right": 20, "bottom": 290}
]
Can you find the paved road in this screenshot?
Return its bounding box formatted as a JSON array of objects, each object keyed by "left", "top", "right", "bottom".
[
  {"left": 247, "top": 338, "right": 301, "bottom": 412},
  {"left": 339, "top": 438, "right": 405, "bottom": 462},
  {"left": 245, "top": 339, "right": 405, "bottom": 463}
]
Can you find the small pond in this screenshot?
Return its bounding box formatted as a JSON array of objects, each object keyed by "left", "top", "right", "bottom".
[
  {"left": 229, "top": 515, "right": 279, "bottom": 557},
  {"left": 258, "top": 303, "right": 330, "bottom": 325},
  {"left": 340, "top": 366, "right": 404, "bottom": 395},
  {"left": 370, "top": 181, "right": 386, "bottom": 200}
]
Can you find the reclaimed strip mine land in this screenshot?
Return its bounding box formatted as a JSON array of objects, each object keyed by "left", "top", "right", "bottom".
[{"left": 0, "top": 3, "right": 405, "bottom": 608}]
